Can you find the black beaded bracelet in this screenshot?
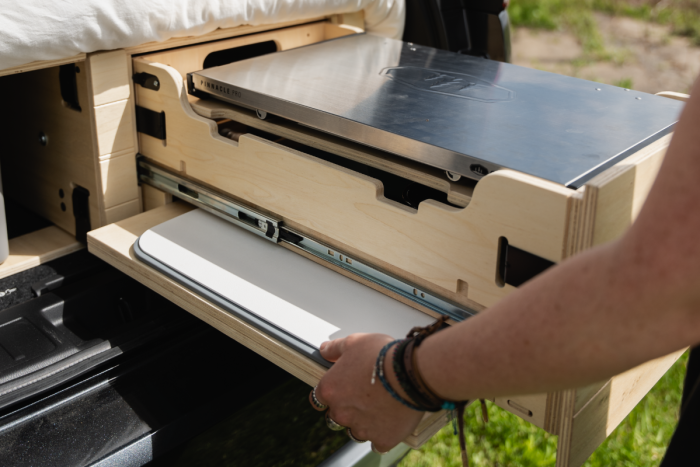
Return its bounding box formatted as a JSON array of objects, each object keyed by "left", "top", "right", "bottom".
[
  {"left": 372, "top": 339, "right": 423, "bottom": 411},
  {"left": 392, "top": 338, "right": 442, "bottom": 411}
]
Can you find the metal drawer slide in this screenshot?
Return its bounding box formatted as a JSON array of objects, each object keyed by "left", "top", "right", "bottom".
[{"left": 137, "top": 157, "right": 474, "bottom": 322}]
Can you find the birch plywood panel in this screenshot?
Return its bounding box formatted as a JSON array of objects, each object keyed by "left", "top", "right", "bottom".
[
  {"left": 87, "top": 49, "right": 140, "bottom": 225},
  {"left": 140, "top": 22, "right": 356, "bottom": 79},
  {"left": 99, "top": 154, "right": 139, "bottom": 208},
  {"left": 567, "top": 349, "right": 685, "bottom": 467},
  {"left": 88, "top": 50, "right": 131, "bottom": 107},
  {"left": 0, "top": 227, "right": 83, "bottom": 280},
  {"left": 125, "top": 17, "right": 328, "bottom": 56},
  {"left": 93, "top": 100, "right": 135, "bottom": 157},
  {"left": 0, "top": 64, "right": 101, "bottom": 235},
  {"left": 551, "top": 92, "right": 680, "bottom": 466},
  {"left": 191, "top": 99, "right": 474, "bottom": 207},
  {"left": 134, "top": 59, "right": 575, "bottom": 311},
  {"left": 0, "top": 54, "right": 86, "bottom": 77}
]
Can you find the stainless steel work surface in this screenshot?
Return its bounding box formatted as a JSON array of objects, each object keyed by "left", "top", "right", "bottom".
[{"left": 190, "top": 34, "right": 684, "bottom": 188}]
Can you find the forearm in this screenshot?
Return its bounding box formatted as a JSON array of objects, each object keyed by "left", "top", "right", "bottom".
[
  {"left": 417, "top": 79, "right": 700, "bottom": 401},
  {"left": 417, "top": 236, "right": 700, "bottom": 400}
]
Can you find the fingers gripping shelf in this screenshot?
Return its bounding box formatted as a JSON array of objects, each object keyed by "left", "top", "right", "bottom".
[{"left": 87, "top": 202, "right": 447, "bottom": 448}]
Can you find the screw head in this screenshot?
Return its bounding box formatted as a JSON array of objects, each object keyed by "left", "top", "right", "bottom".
[
  {"left": 256, "top": 109, "right": 268, "bottom": 120},
  {"left": 410, "top": 47, "right": 417, "bottom": 51},
  {"left": 38, "top": 132, "right": 47, "bottom": 146},
  {"left": 153, "top": 80, "right": 159, "bottom": 87},
  {"left": 636, "top": 97, "right": 642, "bottom": 100},
  {"left": 595, "top": 88, "right": 602, "bottom": 91}
]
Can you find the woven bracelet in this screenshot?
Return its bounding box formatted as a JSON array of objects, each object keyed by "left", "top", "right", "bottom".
[
  {"left": 372, "top": 339, "right": 423, "bottom": 411},
  {"left": 393, "top": 338, "right": 442, "bottom": 411}
]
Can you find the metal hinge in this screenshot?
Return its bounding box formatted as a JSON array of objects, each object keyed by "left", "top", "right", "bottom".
[{"left": 136, "top": 105, "right": 166, "bottom": 140}]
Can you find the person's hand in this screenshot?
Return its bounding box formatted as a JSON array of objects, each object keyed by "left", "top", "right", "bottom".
[{"left": 310, "top": 333, "right": 425, "bottom": 453}]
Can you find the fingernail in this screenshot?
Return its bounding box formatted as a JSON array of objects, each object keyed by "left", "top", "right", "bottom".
[{"left": 320, "top": 342, "right": 328, "bottom": 351}]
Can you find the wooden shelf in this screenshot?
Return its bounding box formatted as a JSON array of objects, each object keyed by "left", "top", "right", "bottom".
[{"left": 0, "top": 226, "right": 83, "bottom": 280}]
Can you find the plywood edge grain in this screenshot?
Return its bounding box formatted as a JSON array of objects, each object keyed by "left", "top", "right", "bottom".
[
  {"left": 0, "top": 54, "right": 86, "bottom": 77},
  {"left": 584, "top": 134, "right": 671, "bottom": 246},
  {"left": 566, "top": 349, "right": 685, "bottom": 467},
  {"left": 655, "top": 91, "right": 690, "bottom": 102},
  {"left": 0, "top": 226, "right": 83, "bottom": 280},
  {"left": 404, "top": 410, "right": 450, "bottom": 448},
  {"left": 125, "top": 17, "right": 328, "bottom": 56}
]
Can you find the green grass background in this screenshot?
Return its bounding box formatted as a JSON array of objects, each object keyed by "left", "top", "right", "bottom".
[
  {"left": 402, "top": 351, "right": 687, "bottom": 466},
  {"left": 401, "top": 2, "right": 696, "bottom": 464},
  {"left": 508, "top": 0, "right": 700, "bottom": 53}
]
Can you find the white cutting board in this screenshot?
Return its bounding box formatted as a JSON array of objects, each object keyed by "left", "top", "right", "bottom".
[{"left": 138, "top": 209, "right": 434, "bottom": 348}]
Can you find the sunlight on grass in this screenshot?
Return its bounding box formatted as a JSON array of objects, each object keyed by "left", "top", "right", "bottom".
[
  {"left": 510, "top": 0, "right": 700, "bottom": 48},
  {"left": 613, "top": 78, "right": 634, "bottom": 89},
  {"left": 509, "top": 0, "right": 610, "bottom": 59},
  {"left": 402, "top": 351, "right": 688, "bottom": 467}
]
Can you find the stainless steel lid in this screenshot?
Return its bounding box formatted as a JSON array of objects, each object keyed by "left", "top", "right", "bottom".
[{"left": 190, "top": 34, "right": 683, "bottom": 188}]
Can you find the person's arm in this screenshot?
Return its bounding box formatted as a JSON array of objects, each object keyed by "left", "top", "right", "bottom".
[
  {"left": 314, "top": 79, "right": 700, "bottom": 452},
  {"left": 417, "top": 79, "right": 700, "bottom": 400}
]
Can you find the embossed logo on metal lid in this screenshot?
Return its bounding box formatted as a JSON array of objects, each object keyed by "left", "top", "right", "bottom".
[{"left": 380, "top": 66, "right": 514, "bottom": 103}]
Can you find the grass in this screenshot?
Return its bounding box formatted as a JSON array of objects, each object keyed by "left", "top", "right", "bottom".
[
  {"left": 508, "top": 0, "right": 610, "bottom": 60},
  {"left": 402, "top": 351, "right": 688, "bottom": 466},
  {"left": 594, "top": 1, "right": 700, "bottom": 46},
  {"left": 508, "top": 0, "right": 700, "bottom": 57},
  {"left": 613, "top": 77, "right": 634, "bottom": 89}
]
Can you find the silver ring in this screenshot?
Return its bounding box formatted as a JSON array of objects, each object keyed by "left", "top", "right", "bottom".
[
  {"left": 325, "top": 412, "right": 346, "bottom": 431},
  {"left": 311, "top": 386, "right": 328, "bottom": 410},
  {"left": 346, "top": 428, "right": 367, "bottom": 443}
]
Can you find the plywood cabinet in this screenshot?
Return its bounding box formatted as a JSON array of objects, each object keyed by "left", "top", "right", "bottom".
[{"left": 0, "top": 15, "right": 688, "bottom": 466}]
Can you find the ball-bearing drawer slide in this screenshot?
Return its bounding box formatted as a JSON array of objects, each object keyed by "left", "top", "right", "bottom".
[{"left": 137, "top": 157, "right": 474, "bottom": 322}]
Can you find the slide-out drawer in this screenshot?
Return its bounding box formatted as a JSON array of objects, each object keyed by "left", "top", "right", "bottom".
[
  {"left": 87, "top": 202, "right": 451, "bottom": 447},
  {"left": 90, "top": 28, "right": 686, "bottom": 464}
]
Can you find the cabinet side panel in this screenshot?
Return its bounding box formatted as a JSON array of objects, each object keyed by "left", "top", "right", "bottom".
[{"left": 0, "top": 64, "right": 101, "bottom": 236}]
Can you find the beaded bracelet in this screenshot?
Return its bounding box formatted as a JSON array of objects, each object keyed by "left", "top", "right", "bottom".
[
  {"left": 392, "top": 338, "right": 442, "bottom": 411},
  {"left": 371, "top": 316, "right": 481, "bottom": 467},
  {"left": 371, "top": 339, "right": 423, "bottom": 411}
]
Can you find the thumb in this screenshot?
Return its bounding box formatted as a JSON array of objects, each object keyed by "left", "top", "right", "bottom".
[{"left": 320, "top": 337, "right": 346, "bottom": 362}]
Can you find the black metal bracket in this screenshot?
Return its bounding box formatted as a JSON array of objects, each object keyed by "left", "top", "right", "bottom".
[
  {"left": 59, "top": 64, "right": 82, "bottom": 111},
  {"left": 498, "top": 237, "right": 555, "bottom": 287},
  {"left": 136, "top": 105, "right": 166, "bottom": 141},
  {"left": 72, "top": 186, "right": 91, "bottom": 243}
]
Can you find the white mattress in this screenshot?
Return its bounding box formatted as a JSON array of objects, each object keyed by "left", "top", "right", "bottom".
[{"left": 0, "top": 0, "right": 404, "bottom": 70}]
